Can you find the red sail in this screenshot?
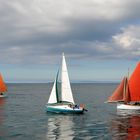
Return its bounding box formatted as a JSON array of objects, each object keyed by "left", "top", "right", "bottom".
[
  {"left": 107, "top": 78, "right": 125, "bottom": 102},
  {"left": 0, "top": 74, "right": 7, "bottom": 93},
  {"left": 129, "top": 62, "right": 140, "bottom": 101},
  {"left": 123, "top": 77, "right": 131, "bottom": 103}
]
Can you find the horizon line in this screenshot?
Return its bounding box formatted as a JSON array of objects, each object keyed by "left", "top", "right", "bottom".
[{"left": 5, "top": 80, "right": 119, "bottom": 84}]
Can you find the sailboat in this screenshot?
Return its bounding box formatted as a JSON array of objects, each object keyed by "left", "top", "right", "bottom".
[
  {"left": 0, "top": 73, "right": 7, "bottom": 98},
  {"left": 46, "top": 53, "right": 86, "bottom": 114},
  {"left": 107, "top": 62, "right": 140, "bottom": 110}
]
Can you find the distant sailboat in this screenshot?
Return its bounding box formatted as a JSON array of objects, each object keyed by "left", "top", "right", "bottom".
[
  {"left": 0, "top": 73, "right": 7, "bottom": 98},
  {"left": 46, "top": 53, "right": 86, "bottom": 114},
  {"left": 107, "top": 62, "right": 140, "bottom": 110}
]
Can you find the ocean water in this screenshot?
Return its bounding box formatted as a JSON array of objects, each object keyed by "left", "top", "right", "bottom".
[{"left": 0, "top": 83, "right": 140, "bottom": 140}]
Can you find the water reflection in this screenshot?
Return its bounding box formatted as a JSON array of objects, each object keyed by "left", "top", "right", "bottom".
[
  {"left": 110, "top": 110, "right": 140, "bottom": 140},
  {"left": 46, "top": 115, "right": 75, "bottom": 140},
  {"left": 0, "top": 99, "right": 5, "bottom": 124},
  {"left": 0, "top": 99, "right": 6, "bottom": 137}
]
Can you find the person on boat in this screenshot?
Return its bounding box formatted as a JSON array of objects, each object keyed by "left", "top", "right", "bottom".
[
  {"left": 69, "top": 104, "right": 72, "bottom": 108},
  {"left": 80, "top": 104, "right": 88, "bottom": 111},
  {"left": 134, "top": 102, "right": 140, "bottom": 106},
  {"left": 74, "top": 105, "right": 79, "bottom": 109},
  {"left": 80, "top": 104, "right": 85, "bottom": 109},
  {"left": 0, "top": 93, "right": 3, "bottom": 95}
]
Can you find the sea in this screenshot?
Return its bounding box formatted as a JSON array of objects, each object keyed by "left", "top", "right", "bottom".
[{"left": 0, "top": 83, "right": 140, "bottom": 140}]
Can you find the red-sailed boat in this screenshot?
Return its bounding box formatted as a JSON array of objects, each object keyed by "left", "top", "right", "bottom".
[
  {"left": 107, "top": 62, "right": 140, "bottom": 110},
  {"left": 0, "top": 73, "right": 7, "bottom": 98}
]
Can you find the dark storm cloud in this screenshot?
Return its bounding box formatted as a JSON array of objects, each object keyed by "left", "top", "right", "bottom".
[{"left": 0, "top": 0, "right": 140, "bottom": 64}]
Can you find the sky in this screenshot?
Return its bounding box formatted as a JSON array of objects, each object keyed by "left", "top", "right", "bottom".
[{"left": 0, "top": 0, "right": 140, "bottom": 83}]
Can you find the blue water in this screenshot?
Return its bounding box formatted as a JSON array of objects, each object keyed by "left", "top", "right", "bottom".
[{"left": 0, "top": 83, "right": 140, "bottom": 140}]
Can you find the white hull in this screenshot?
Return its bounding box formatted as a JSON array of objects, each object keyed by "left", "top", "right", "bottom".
[
  {"left": 0, "top": 94, "right": 7, "bottom": 98},
  {"left": 117, "top": 103, "right": 140, "bottom": 110}
]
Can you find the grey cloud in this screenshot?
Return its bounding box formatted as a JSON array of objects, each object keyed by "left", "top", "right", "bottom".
[{"left": 0, "top": 0, "right": 140, "bottom": 65}]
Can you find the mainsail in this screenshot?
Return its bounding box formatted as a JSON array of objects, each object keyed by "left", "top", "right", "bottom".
[
  {"left": 107, "top": 77, "right": 130, "bottom": 103},
  {"left": 108, "top": 77, "right": 125, "bottom": 102},
  {"left": 61, "top": 53, "right": 75, "bottom": 104},
  {"left": 123, "top": 77, "right": 130, "bottom": 103},
  {"left": 48, "top": 71, "right": 59, "bottom": 104},
  {"left": 129, "top": 62, "right": 140, "bottom": 102},
  {"left": 0, "top": 73, "right": 7, "bottom": 93}
]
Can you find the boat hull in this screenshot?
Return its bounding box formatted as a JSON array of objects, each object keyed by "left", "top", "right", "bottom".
[
  {"left": 117, "top": 103, "right": 140, "bottom": 110},
  {"left": 46, "top": 104, "right": 84, "bottom": 114},
  {"left": 0, "top": 94, "right": 7, "bottom": 98}
]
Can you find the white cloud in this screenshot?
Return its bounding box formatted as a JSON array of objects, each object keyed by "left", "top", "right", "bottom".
[{"left": 113, "top": 25, "right": 140, "bottom": 50}]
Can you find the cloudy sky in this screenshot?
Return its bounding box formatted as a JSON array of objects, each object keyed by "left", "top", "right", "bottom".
[{"left": 0, "top": 0, "right": 140, "bottom": 82}]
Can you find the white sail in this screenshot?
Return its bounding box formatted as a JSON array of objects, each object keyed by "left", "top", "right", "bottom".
[
  {"left": 48, "top": 79, "right": 57, "bottom": 104},
  {"left": 61, "top": 53, "right": 75, "bottom": 104}
]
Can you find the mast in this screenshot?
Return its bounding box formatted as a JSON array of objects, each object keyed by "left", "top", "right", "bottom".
[
  {"left": 0, "top": 73, "right": 7, "bottom": 93},
  {"left": 123, "top": 68, "right": 130, "bottom": 103},
  {"left": 128, "top": 68, "right": 130, "bottom": 78},
  {"left": 55, "top": 70, "right": 59, "bottom": 103},
  {"left": 61, "top": 53, "right": 75, "bottom": 104}
]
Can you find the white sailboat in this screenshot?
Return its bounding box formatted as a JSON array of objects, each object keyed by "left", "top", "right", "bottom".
[{"left": 46, "top": 53, "right": 86, "bottom": 114}]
